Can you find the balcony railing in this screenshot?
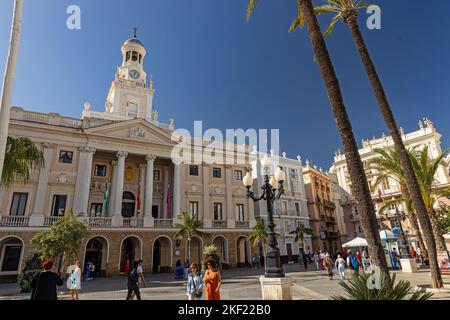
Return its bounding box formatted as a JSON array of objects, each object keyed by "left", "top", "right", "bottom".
[
  {"left": 123, "top": 218, "right": 144, "bottom": 228},
  {"left": 88, "top": 217, "right": 112, "bottom": 228},
  {"left": 44, "top": 216, "right": 64, "bottom": 227},
  {"left": 154, "top": 219, "right": 173, "bottom": 228},
  {"left": 0, "top": 216, "right": 29, "bottom": 227},
  {"left": 235, "top": 221, "right": 249, "bottom": 229},
  {"left": 212, "top": 221, "right": 227, "bottom": 228}
]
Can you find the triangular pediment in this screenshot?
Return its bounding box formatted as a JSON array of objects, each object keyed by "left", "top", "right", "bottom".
[{"left": 85, "top": 119, "right": 175, "bottom": 146}]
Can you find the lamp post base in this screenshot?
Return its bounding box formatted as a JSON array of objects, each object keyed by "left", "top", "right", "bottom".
[
  {"left": 399, "top": 258, "right": 418, "bottom": 273},
  {"left": 260, "top": 276, "right": 292, "bottom": 300}
]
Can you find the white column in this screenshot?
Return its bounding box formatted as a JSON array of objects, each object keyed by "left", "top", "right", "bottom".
[
  {"left": 163, "top": 167, "right": 169, "bottom": 218},
  {"left": 112, "top": 151, "right": 127, "bottom": 225},
  {"left": 139, "top": 164, "right": 146, "bottom": 216},
  {"left": 173, "top": 162, "right": 181, "bottom": 222},
  {"left": 79, "top": 147, "right": 95, "bottom": 216},
  {"left": 29, "top": 143, "right": 54, "bottom": 226},
  {"left": 225, "top": 165, "right": 235, "bottom": 228},
  {"left": 109, "top": 160, "right": 118, "bottom": 215},
  {"left": 144, "top": 155, "right": 156, "bottom": 216},
  {"left": 0, "top": 0, "right": 24, "bottom": 185},
  {"left": 203, "top": 164, "right": 211, "bottom": 228},
  {"left": 143, "top": 155, "right": 156, "bottom": 227}
]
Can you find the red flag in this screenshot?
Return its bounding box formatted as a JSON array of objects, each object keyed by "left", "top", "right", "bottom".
[{"left": 137, "top": 189, "right": 141, "bottom": 214}]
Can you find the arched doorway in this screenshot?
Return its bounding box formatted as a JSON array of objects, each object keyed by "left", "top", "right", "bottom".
[
  {"left": 152, "top": 236, "right": 173, "bottom": 273},
  {"left": 122, "top": 192, "right": 136, "bottom": 218},
  {"left": 236, "top": 236, "right": 251, "bottom": 267},
  {"left": 120, "top": 236, "right": 142, "bottom": 273},
  {"left": 213, "top": 236, "right": 228, "bottom": 263},
  {"left": 0, "top": 236, "right": 24, "bottom": 281},
  {"left": 186, "top": 237, "right": 203, "bottom": 266},
  {"left": 84, "top": 237, "right": 109, "bottom": 277}
]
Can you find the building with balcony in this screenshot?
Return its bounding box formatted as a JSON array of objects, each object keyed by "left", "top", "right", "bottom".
[
  {"left": 251, "top": 153, "right": 311, "bottom": 264},
  {"left": 0, "top": 33, "right": 266, "bottom": 281},
  {"left": 303, "top": 161, "right": 340, "bottom": 253},
  {"left": 331, "top": 120, "right": 450, "bottom": 238}
]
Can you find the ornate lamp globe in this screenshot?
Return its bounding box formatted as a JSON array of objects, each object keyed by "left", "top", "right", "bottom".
[
  {"left": 243, "top": 172, "right": 254, "bottom": 188},
  {"left": 274, "top": 167, "right": 286, "bottom": 183},
  {"left": 261, "top": 155, "right": 272, "bottom": 170},
  {"left": 269, "top": 176, "right": 278, "bottom": 189}
]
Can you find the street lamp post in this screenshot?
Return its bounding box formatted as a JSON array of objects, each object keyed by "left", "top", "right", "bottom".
[
  {"left": 394, "top": 203, "right": 410, "bottom": 260},
  {"left": 243, "top": 155, "right": 286, "bottom": 278}
]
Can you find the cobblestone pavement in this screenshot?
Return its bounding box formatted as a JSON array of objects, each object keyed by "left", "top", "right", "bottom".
[{"left": 1, "top": 263, "right": 449, "bottom": 300}]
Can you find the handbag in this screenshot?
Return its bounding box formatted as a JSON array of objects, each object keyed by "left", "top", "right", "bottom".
[{"left": 192, "top": 276, "right": 203, "bottom": 299}]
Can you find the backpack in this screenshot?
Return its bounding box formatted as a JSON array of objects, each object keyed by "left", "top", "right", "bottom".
[{"left": 351, "top": 255, "right": 359, "bottom": 270}]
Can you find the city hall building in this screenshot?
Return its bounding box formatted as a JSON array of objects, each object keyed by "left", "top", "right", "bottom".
[{"left": 0, "top": 34, "right": 310, "bottom": 280}]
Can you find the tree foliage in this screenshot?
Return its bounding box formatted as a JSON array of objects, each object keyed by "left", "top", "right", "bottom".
[
  {"left": 18, "top": 251, "right": 42, "bottom": 293},
  {"left": 1, "top": 136, "right": 44, "bottom": 187},
  {"left": 31, "top": 211, "right": 88, "bottom": 272}
]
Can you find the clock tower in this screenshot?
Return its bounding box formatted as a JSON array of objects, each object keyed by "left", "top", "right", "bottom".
[{"left": 105, "top": 29, "right": 155, "bottom": 122}]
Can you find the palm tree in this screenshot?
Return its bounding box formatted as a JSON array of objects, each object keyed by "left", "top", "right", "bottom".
[
  {"left": 311, "top": 0, "right": 443, "bottom": 288},
  {"left": 367, "top": 148, "right": 428, "bottom": 261},
  {"left": 409, "top": 147, "right": 450, "bottom": 255},
  {"left": 247, "top": 0, "right": 389, "bottom": 275},
  {"left": 0, "top": 0, "right": 24, "bottom": 184},
  {"left": 174, "top": 212, "right": 207, "bottom": 262},
  {"left": 289, "top": 223, "right": 313, "bottom": 253},
  {"left": 248, "top": 219, "right": 269, "bottom": 267},
  {"left": 1, "top": 136, "right": 44, "bottom": 187}
]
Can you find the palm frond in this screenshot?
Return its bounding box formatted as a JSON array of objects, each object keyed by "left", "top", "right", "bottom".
[{"left": 246, "top": 0, "right": 260, "bottom": 21}]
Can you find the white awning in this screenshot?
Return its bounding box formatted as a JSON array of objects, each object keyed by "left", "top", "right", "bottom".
[{"left": 342, "top": 237, "right": 368, "bottom": 248}]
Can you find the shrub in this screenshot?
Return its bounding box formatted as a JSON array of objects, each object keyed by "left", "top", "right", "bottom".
[
  {"left": 332, "top": 271, "right": 433, "bottom": 300},
  {"left": 18, "top": 252, "right": 42, "bottom": 293}
]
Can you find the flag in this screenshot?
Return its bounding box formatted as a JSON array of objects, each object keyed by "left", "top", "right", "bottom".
[
  {"left": 166, "top": 183, "right": 172, "bottom": 219},
  {"left": 103, "top": 182, "right": 110, "bottom": 216}
]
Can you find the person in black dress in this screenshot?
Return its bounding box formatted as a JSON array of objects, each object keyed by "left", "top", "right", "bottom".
[
  {"left": 126, "top": 261, "right": 141, "bottom": 300},
  {"left": 30, "top": 260, "right": 64, "bottom": 300}
]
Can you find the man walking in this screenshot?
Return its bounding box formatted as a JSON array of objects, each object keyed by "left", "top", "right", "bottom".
[{"left": 126, "top": 261, "right": 141, "bottom": 300}]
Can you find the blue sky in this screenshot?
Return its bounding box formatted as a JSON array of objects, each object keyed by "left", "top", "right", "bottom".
[{"left": 0, "top": 0, "right": 449, "bottom": 169}]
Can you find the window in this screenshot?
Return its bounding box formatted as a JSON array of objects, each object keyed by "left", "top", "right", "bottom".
[
  {"left": 127, "top": 102, "right": 138, "bottom": 118},
  {"left": 189, "top": 202, "right": 199, "bottom": 217},
  {"left": 236, "top": 204, "right": 244, "bottom": 222},
  {"left": 59, "top": 151, "right": 73, "bottom": 164},
  {"left": 383, "top": 178, "right": 390, "bottom": 189},
  {"left": 131, "top": 51, "right": 139, "bottom": 62},
  {"left": 51, "top": 195, "right": 67, "bottom": 217},
  {"left": 94, "top": 165, "right": 107, "bottom": 177},
  {"left": 295, "top": 203, "right": 300, "bottom": 215},
  {"left": 282, "top": 201, "right": 288, "bottom": 213},
  {"left": 152, "top": 205, "right": 159, "bottom": 219},
  {"left": 89, "top": 203, "right": 103, "bottom": 217},
  {"left": 126, "top": 51, "right": 131, "bottom": 62},
  {"left": 212, "top": 168, "right": 222, "bottom": 178},
  {"left": 1, "top": 245, "right": 22, "bottom": 272},
  {"left": 9, "top": 193, "right": 28, "bottom": 216},
  {"left": 189, "top": 165, "right": 199, "bottom": 176},
  {"left": 234, "top": 170, "right": 243, "bottom": 180},
  {"left": 214, "top": 203, "right": 223, "bottom": 221},
  {"left": 153, "top": 170, "right": 160, "bottom": 181},
  {"left": 290, "top": 169, "right": 297, "bottom": 180}
]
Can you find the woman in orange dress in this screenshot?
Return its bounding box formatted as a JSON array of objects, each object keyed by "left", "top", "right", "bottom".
[{"left": 204, "top": 258, "right": 221, "bottom": 300}]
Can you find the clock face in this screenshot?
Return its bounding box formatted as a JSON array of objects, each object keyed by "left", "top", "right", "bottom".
[{"left": 129, "top": 70, "right": 140, "bottom": 79}]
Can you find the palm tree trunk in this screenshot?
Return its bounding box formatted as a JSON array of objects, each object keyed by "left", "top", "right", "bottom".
[
  {"left": 408, "top": 212, "right": 428, "bottom": 261},
  {"left": 299, "top": 0, "right": 388, "bottom": 275},
  {"left": 0, "top": 0, "right": 24, "bottom": 184},
  {"left": 345, "top": 16, "right": 443, "bottom": 288},
  {"left": 429, "top": 209, "right": 449, "bottom": 254}
]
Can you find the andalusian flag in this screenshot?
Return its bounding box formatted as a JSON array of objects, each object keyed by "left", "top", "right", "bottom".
[{"left": 103, "top": 182, "right": 110, "bottom": 216}]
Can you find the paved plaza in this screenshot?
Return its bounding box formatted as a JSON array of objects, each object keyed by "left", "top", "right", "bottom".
[{"left": 1, "top": 263, "right": 450, "bottom": 300}]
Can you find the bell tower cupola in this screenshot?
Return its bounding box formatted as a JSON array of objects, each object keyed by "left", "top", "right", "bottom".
[
  {"left": 104, "top": 28, "right": 155, "bottom": 122},
  {"left": 118, "top": 28, "right": 148, "bottom": 84}
]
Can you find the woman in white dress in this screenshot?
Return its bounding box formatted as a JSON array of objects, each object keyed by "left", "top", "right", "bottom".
[{"left": 67, "top": 261, "right": 82, "bottom": 300}]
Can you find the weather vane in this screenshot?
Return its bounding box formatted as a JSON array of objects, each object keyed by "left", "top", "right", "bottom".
[{"left": 133, "top": 27, "right": 138, "bottom": 38}]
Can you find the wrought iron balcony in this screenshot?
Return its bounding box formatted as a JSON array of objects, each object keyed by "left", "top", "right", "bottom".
[
  {"left": 212, "top": 221, "right": 227, "bottom": 228},
  {"left": 154, "top": 219, "right": 173, "bottom": 228}
]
